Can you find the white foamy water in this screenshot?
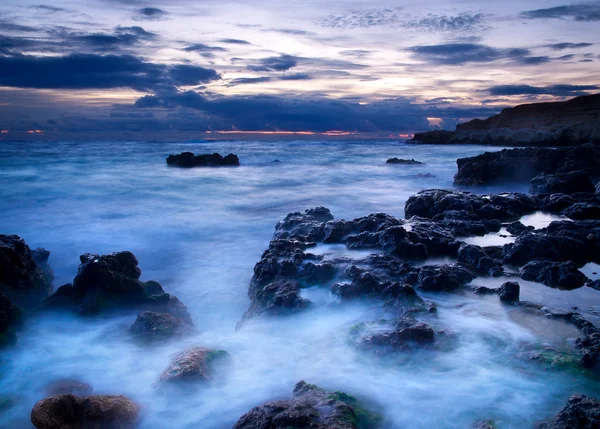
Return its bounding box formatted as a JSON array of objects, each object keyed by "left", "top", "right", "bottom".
[{"left": 0, "top": 140, "right": 598, "bottom": 429}]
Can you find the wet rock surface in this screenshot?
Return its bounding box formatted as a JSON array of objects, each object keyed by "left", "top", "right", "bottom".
[
  {"left": 536, "top": 395, "right": 600, "bottom": 429},
  {"left": 30, "top": 394, "right": 140, "bottom": 429},
  {"left": 385, "top": 158, "right": 423, "bottom": 165},
  {"left": 0, "top": 291, "right": 22, "bottom": 347},
  {"left": 233, "top": 381, "right": 381, "bottom": 429},
  {"left": 530, "top": 171, "right": 596, "bottom": 195},
  {"left": 129, "top": 311, "right": 193, "bottom": 343},
  {"left": 519, "top": 261, "right": 589, "bottom": 290},
  {"left": 159, "top": 346, "right": 230, "bottom": 384},
  {"left": 0, "top": 234, "right": 53, "bottom": 308},
  {"left": 166, "top": 152, "right": 240, "bottom": 167},
  {"left": 357, "top": 316, "right": 434, "bottom": 353}
]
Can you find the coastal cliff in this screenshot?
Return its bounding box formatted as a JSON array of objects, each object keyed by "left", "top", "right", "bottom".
[{"left": 412, "top": 93, "right": 600, "bottom": 146}]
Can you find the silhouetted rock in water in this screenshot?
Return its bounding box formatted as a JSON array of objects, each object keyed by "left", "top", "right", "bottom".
[
  {"left": 0, "top": 234, "right": 53, "bottom": 308},
  {"left": 232, "top": 381, "right": 381, "bottom": 429},
  {"left": 31, "top": 248, "right": 54, "bottom": 286},
  {"left": 563, "top": 203, "right": 600, "bottom": 220},
  {"left": 520, "top": 261, "right": 588, "bottom": 290},
  {"left": 159, "top": 347, "right": 230, "bottom": 384},
  {"left": 506, "top": 221, "right": 534, "bottom": 236},
  {"left": 412, "top": 93, "right": 600, "bottom": 146},
  {"left": 0, "top": 292, "right": 22, "bottom": 347},
  {"left": 358, "top": 316, "right": 434, "bottom": 353},
  {"left": 129, "top": 311, "right": 193, "bottom": 343},
  {"left": 416, "top": 264, "right": 475, "bottom": 292},
  {"left": 536, "top": 395, "right": 600, "bottom": 429},
  {"left": 457, "top": 243, "right": 504, "bottom": 277},
  {"left": 597, "top": 181, "right": 600, "bottom": 193},
  {"left": 499, "top": 281, "right": 520, "bottom": 303},
  {"left": 44, "top": 379, "right": 93, "bottom": 396},
  {"left": 31, "top": 394, "right": 139, "bottom": 429},
  {"left": 454, "top": 144, "right": 600, "bottom": 186},
  {"left": 386, "top": 158, "right": 424, "bottom": 165},
  {"left": 166, "top": 152, "right": 240, "bottom": 167},
  {"left": 530, "top": 172, "right": 596, "bottom": 195},
  {"left": 45, "top": 251, "right": 192, "bottom": 321}
]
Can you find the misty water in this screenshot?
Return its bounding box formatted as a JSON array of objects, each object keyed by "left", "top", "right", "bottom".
[{"left": 1, "top": 140, "right": 599, "bottom": 428}]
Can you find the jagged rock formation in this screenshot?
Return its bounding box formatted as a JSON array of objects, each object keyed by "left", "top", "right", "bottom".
[
  {"left": 412, "top": 93, "right": 600, "bottom": 146},
  {"left": 166, "top": 152, "right": 240, "bottom": 167}
]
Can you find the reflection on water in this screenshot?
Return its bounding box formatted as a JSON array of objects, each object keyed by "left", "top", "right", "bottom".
[
  {"left": 463, "top": 228, "right": 515, "bottom": 246},
  {"left": 0, "top": 141, "right": 598, "bottom": 429},
  {"left": 520, "top": 212, "right": 570, "bottom": 229}
]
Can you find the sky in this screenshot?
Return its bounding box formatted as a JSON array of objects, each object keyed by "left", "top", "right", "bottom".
[{"left": 0, "top": 0, "right": 599, "bottom": 140}]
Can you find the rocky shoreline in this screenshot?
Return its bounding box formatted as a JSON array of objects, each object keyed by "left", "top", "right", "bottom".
[
  {"left": 411, "top": 94, "right": 600, "bottom": 147},
  {"left": 2, "top": 143, "right": 600, "bottom": 427}
]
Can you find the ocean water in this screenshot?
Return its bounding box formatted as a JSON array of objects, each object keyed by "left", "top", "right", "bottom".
[{"left": 0, "top": 140, "right": 598, "bottom": 429}]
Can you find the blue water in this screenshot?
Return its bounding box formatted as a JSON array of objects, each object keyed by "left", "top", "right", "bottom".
[{"left": 0, "top": 140, "right": 596, "bottom": 428}]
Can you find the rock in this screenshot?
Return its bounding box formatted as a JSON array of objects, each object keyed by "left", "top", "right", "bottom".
[
  {"left": 499, "top": 281, "right": 520, "bottom": 303},
  {"left": 503, "top": 231, "right": 593, "bottom": 266},
  {"left": 455, "top": 144, "right": 600, "bottom": 186},
  {"left": 506, "top": 221, "right": 534, "bottom": 236},
  {"left": 563, "top": 203, "right": 600, "bottom": 220},
  {"left": 530, "top": 172, "right": 596, "bottom": 195},
  {"left": 166, "top": 152, "right": 240, "bottom": 167},
  {"left": 31, "top": 394, "right": 139, "bottom": 429},
  {"left": 358, "top": 316, "right": 434, "bottom": 352},
  {"left": 46, "top": 251, "right": 191, "bottom": 320},
  {"left": 457, "top": 244, "right": 503, "bottom": 277},
  {"left": 519, "top": 261, "right": 589, "bottom": 290},
  {"left": 412, "top": 93, "right": 600, "bottom": 147},
  {"left": 232, "top": 381, "right": 381, "bottom": 429},
  {"left": 416, "top": 264, "right": 475, "bottom": 292},
  {"left": 473, "top": 421, "right": 498, "bottom": 429},
  {"left": 0, "top": 234, "right": 53, "bottom": 308},
  {"left": 297, "top": 262, "right": 337, "bottom": 286},
  {"left": 386, "top": 158, "right": 424, "bottom": 165},
  {"left": 129, "top": 311, "right": 192, "bottom": 343},
  {"left": 44, "top": 379, "right": 93, "bottom": 396},
  {"left": 274, "top": 207, "right": 333, "bottom": 241},
  {"left": 32, "top": 248, "right": 55, "bottom": 286},
  {"left": 242, "top": 279, "right": 311, "bottom": 323},
  {"left": 159, "top": 346, "right": 230, "bottom": 384},
  {"left": 378, "top": 226, "right": 428, "bottom": 260},
  {"left": 597, "top": 181, "right": 600, "bottom": 193},
  {"left": 536, "top": 394, "right": 600, "bottom": 429},
  {"left": 0, "top": 291, "right": 22, "bottom": 347}
]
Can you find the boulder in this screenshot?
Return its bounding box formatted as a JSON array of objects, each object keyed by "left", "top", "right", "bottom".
[
  {"left": 31, "top": 394, "right": 139, "bottom": 429},
  {"left": 358, "top": 316, "right": 434, "bottom": 352},
  {"left": 499, "top": 281, "right": 520, "bottom": 303},
  {"left": 166, "top": 152, "right": 240, "bottom": 167},
  {"left": 506, "top": 221, "right": 534, "bottom": 236},
  {"left": 503, "top": 232, "right": 592, "bottom": 266},
  {"left": 536, "top": 395, "right": 600, "bottom": 429},
  {"left": 416, "top": 264, "right": 475, "bottom": 292},
  {"left": 457, "top": 244, "right": 503, "bottom": 277},
  {"left": 563, "top": 203, "right": 600, "bottom": 220},
  {"left": 232, "top": 381, "right": 381, "bottom": 429},
  {"left": 32, "top": 248, "right": 55, "bottom": 286},
  {"left": 0, "top": 234, "right": 53, "bottom": 308},
  {"left": 159, "top": 346, "right": 230, "bottom": 384},
  {"left": 0, "top": 291, "right": 22, "bottom": 347},
  {"left": 519, "top": 261, "right": 589, "bottom": 290},
  {"left": 386, "top": 158, "right": 423, "bottom": 165},
  {"left": 530, "top": 172, "right": 596, "bottom": 195},
  {"left": 129, "top": 311, "right": 192, "bottom": 343}
]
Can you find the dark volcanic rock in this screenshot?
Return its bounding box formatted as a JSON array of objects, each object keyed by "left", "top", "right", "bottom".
[
  {"left": 0, "top": 234, "right": 53, "bottom": 308},
  {"left": 457, "top": 243, "right": 503, "bottom": 277},
  {"left": 242, "top": 279, "right": 310, "bottom": 323},
  {"left": 159, "top": 346, "right": 230, "bottom": 384},
  {"left": 503, "top": 231, "right": 592, "bottom": 267},
  {"left": 386, "top": 158, "right": 424, "bottom": 165},
  {"left": 412, "top": 94, "right": 600, "bottom": 147},
  {"left": 530, "top": 171, "right": 596, "bottom": 195},
  {"left": 519, "top": 261, "right": 588, "bottom": 290},
  {"left": 563, "top": 203, "right": 600, "bottom": 220},
  {"left": 499, "top": 281, "right": 520, "bottom": 303},
  {"left": 506, "top": 221, "right": 534, "bottom": 236},
  {"left": 129, "top": 311, "right": 192, "bottom": 343},
  {"left": 46, "top": 251, "right": 191, "bottom": 320},
  {"left": 32, "top": 248, "right": 55, "bottom": 286},
  {"left": 166, "top": 152, "right": 240, "bottom": 167},
  {"left": 358, "top": 316, "right": 434, "bottom": 352},
  {"left": 31, "top": 394, "right": 139, "bottom": 429},
  {"left": 536, "top": 395, "right": 600, "bottom": 429},
  {"left": 416, "top": 264, "right": 475, "bottom": 292},
  {"left": 0, "top": 291, "right": 22, "bottom": 347},
  {"left": 232, "top": 381, "right": 381, "bottom": 429},
  {"left": 454, "top": 144, "right": 600, "bottom": 186}
]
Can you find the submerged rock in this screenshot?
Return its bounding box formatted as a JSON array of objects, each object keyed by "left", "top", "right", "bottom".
[
  {"left": 0, "top": 234, "right": 53, "bottom": 308},
  {"left": 386, "top": 158, "right": 424, "bottom": 165},
  {"left": 232, "top": 381, "right": 381, "bottom": 429},
  {"left": 129, "top": 311, "right": 193, "bottom": 343},
  {"left": 519, "top": 261, "right": 588, "bottom": 290},
  {"left": 159, "top": 346, "right": 230, "bottom": 384},
  {"left": 46, "top": 251, "right": 191, "bottom": 321},
  {"left": 31, "top": 394, "right": 139, "bottom": 429},
  {"left": 358, "top": 316, "right": 434, "bottom": 353},
  {"left": 166, "top": 152, "right": 240, "bottom": 167},
  {"left": 536, "top": 394, "right": 600, "bottom": 429}
]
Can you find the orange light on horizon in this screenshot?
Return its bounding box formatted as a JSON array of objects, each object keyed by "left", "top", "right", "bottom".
[
  {"left": 27, "top": 130, "right": 44, "bottom": 134},
  {"left": 215, "top": 130, "right": 316, "bottom": 135},
  {"left": 1, "top": 130, "right": 8, "bottom": 134}
]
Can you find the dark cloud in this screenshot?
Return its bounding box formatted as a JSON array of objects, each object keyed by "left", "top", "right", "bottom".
[
  {"left": 544, "top": 42, "right": 593, "bottom": 50},
  {"left": 29, "top": 5, "right": 67, "bottom": 13},
  {"left": 0, "top": 21, "right": 40, "bottom": 32},
  {"left": 405, "top": 13, "right": 488, "bottom": 32},
  {"left": 0, "top": 54, "right": 220, "bottom": 91},
  {"left": 247, "top": 55, "right": 298, "bottom": 72},
  {"left": 407, "top": 43, "right": 550, "bottom": 65},
  {"left": 218, "top": 38, "right": 251, "bottom": 45},
  {"left": 134, "top": 7, "right": 168, "bottom": 21},
  {"left": 115, "top": 26, "right": 157, "bottom": 39},
  {"left": 487, "top": 84, "right": 600, "bottom": 96},
  {"left": 520, "top": 3, "right": 600, "bottom": 21},
  {"left": 183, "top": 43, "right": 227, "bottom": 52},
  {"left": 262, "top": 28, "right": 317, "bottom": 36},
  {"left": 226, "top": 73, "right": 313, "bottom": 87}
]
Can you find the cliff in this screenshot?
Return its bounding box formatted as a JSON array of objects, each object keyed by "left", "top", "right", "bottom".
[{"left": 412, "top": 93, "right": 600, "bottom": 146}]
